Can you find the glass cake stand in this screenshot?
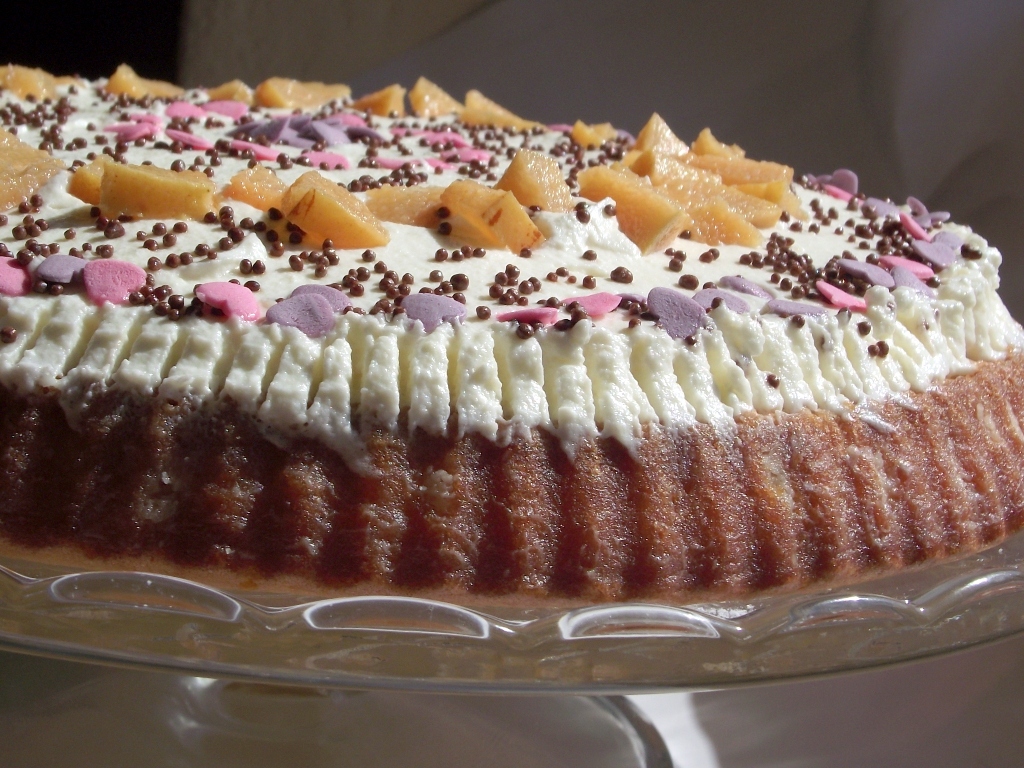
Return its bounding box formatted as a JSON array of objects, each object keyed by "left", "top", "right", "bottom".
[{"left": 2, "top": 529, "right": 1024, "bottom": 695}]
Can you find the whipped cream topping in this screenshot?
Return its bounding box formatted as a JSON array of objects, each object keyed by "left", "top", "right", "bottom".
[{"left": 0, "top": 79, "right": 1020, "bottom": 457}]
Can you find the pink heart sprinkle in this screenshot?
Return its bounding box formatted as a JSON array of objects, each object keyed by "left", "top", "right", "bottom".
[
  {"left": 202, "top": 100, "right": 249, "bottom": 119},
  {"left": 229, "top": 140, "right": 280, "bottom": 162},
  {"left": 815, "top": 280, "right": 866, "bottom": 312},
  {"left": 194, "top": 282, "right": 261, "bottom": 322},
  {"left": 563, "top": 292, "right": 622, "bottom": 318},
  {"left": 128, "top": 113, "right": 164, "bottom": 125},
  {"left": 104, "top": 122, "right": 158, "bottom": 142},
  {"left": 331, "top": 113, "right": 368, "bottom": 128},
  {"left": 496, "top": 307, "right": 559, "bottom": 325},
  {"left": 302, "top": 151, "right": 350, "bottom": 169},
  {"left": 372, "top": 156, "right": 422, "bottom": 170},
  {"left": 878, "top": 255, "right": 934, "bottom": 280},
  {"left": 900, "top": 212, "right": 932, "bottom": 242},
  {"left": 164, "top": 128, "right": 213, "bottom": 150},
  {"left": 547, "top": 124, "right": 574, "bottom": 133},
  {"left": 822, "top": 184, "right": 853, "bottom": 202},
  {"left": 424, "top": 158, "right": 456, "bottom": 170},
  {"left": 83, "top": 260, "right": 147, "bottom": 305},
  {"left": 165, "top": 101, "right": 207, "bottom": 119},
  {"left": 0, "top": 258, "right": 30, "bottom": 296}
]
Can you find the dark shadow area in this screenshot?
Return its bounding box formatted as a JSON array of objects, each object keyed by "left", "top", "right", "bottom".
[{"left": 3, "top": 1, "right": 182, "bottom": 82}]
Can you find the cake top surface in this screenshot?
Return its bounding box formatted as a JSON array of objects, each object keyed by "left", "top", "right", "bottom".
[{"left": 0, "top": 65, "right": 1019, "bottom": 453}]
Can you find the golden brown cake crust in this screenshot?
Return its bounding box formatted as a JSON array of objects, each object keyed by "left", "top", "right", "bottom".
[{"left": 1, "top": 355, "right": 1023, "bottom": 604}]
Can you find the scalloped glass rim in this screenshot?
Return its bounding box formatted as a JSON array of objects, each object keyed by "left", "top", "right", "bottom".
[{"left": 2, "top": 530, "right": 1024, "bottom": 694}]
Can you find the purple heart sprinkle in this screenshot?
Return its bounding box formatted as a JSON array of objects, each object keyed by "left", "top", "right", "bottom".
[
  {"left": 863, "top": 197, "right": 900, "bottom": 219},
  {"left": 290, "top": 284, "right": 352, "bottom": 313},
  {"left": 617, "top": 292, "right": 646, "bottom": 304},
  {"left": 907, "top": 196, "right": 928, "bottom": 217},
  {"left": 305, "top": 121, "right": 351, "bottom": 146},
  {"left": 911, "top": 239, "right": 956, "bottom": 270},
  {"left": 646, "top": 287, "right": 710, "bottom": 340},
  {"left": 890, "top": 266, "right": 936, "bottom": 297},
  {"left": 837, "top": 258, "right": 895, "bottom": 289},
  {"left": 346, "top": 125, "right": 385, "bottom": 143},
  {"left": 265, "top": 293, "right": 336, "bottom": 337},
  {"left": 692, "top": 288, "right": 750, "bottom": 313},
  {"left": 829, "top": 169, "right": 859, "bottom": 195},
  {"left": 717, "top": 275, "right": 772, "bottom": 299},
  {"left": 35, "top": 254, "right": 85, "bottom": 284},
  {"left": 932, "top": 231, "right": 964, "bottom": 252},
  {"left": 763, "top": 299, "right": 829, "bottom": 318},
  {"left": 401, "top": 293, "right": 467, "bottom": 332}
]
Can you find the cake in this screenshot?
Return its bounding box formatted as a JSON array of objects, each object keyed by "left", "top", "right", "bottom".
[{"left": 0, "top": 63, "right": 1021, "bottom": 603}]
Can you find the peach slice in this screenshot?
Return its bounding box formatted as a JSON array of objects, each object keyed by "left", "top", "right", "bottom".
[
  {"left": 207, "top": 79, "right": 254, "bottom": 104},
  {"left": 105, "top": 64, "right": 184, "bottom": 99},
  {"left": 778, "top": 189, "right": 809, "bottom": 221},
  {"left": 686, "top": 199, "right": 762, "bottom": 247},
  {"left": 1, "top": 65, "right": 59, "bottom": 100},
  {"left": 99, "top": 162, "right": 215, "bottom": 220},
  {"left": 493, "top": 149, "right": 573, "bottom": 212},
  {"left": 0, "top": 128, "right": 65, "bottom": 211},
  {"left": 440, "top": 180, "right": 544, "bottom": 252},
  {"left": 460, "top": 90, "right": 541, "bottom": 130},
  {"left": 282, "top": 171, "right": 389, "bottom": 248},
  {"left": 571, "top": 120, "right": 618, "bottom": 149},
  {"left": 483, "top": 190, "right": 546, "bottom": 253},
  {"left": 634, "top": 113, "right": 688, "bottom": 157},
  {"left": 365, "top": 185, "right": 445, "bottom": 227},
  {"left": 635, "top": 152, "right": 781, "bottom": 229},
  {"left": 224, "top": 165, "right": 287, "bottom": 212},
  {"left": 690, "top": 127, "right": 745, "bottom": 158},
  {"left": 67, "top": 155, "right": 114, "bottom": 206},
  {"left": 409, "top": 77, "right": 463, "bottom": 117},
  {"left": 684, "top": 154, "right": 793, "bottom": 202},
  {"left": 439, "top": 180, "right": 505, "bottom": 247},
  {"left": 352, "top": 84, "right": 407, "bottom": 117},
  {"left": 576, "top": 165, "right": 691, "bottom": 254},
  {"left": 254, "top": 77, "right": 351, "bottom": 109}
]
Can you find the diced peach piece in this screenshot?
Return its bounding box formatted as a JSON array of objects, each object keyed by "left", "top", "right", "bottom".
[
  {"left": 460, "top": 90, "right": 541, "bottom": 130},
  {"left": 0, "top": 128, "right": 65, "bottom": 211},
  {"left": 571, "top": 120, "right": 617, "bottom": 149},
  {"left": 223, "top": 165, "right": 287, "bottom": 212},
  {"left": 207, "top": 79, "right": 254, "bottom": 104},
  {"left": 684, "top": 154, "right": 794, "bottom": 202},
  {"left": 282, "top": 171, "right": 389, "bottom": 249},
  {"left": 254, "top": 77, "right": 351, "bottom": 109},
  {"left": 100, "top": 163, "right": 215, "bottom": 220},
  {"left": 408, "top": 77, "right": 463, "bottom": 117},
  {"left": 352, "top": 84, "right": 407, "bottom": 117},
  {"left": 365, "top": 185, "right": 445, "bottom": 227},
  {"left": 634, "top": 113, "right": 688, "bottom": 157},
  {"left": 630, "top": 150, "right": 721, "bottom": 187},
  {"left": 67, "top": 155, "right": 114, "bottom": 206},
  {"left": 778, "top": 189, "right": 809, "bottom": 221},
  {"left": 686, "top": 199, "right": 762, "bottom": 247},
  {"left": 1, "top": 65, "right": 59, "bottom": 100},
  {"left": 493, "top": 149, "right": 573, "bottom": 212},
  {"left": 610, "top": 149, "right": 643, "bottom": 172},
  {"left": 576, "top": 166, "right": 691, "bottom": 254},
  {"left": 482, "top": 191, "right": 545, "bottom": 253},
  {"left": 439, "top": 180, "right": 505, "bottom": 247},
  {"left": 105, "top": 64, "right": 184, "bottom": 99},
  {"left": 637, "top": 153, "right": 781, "bottom": 229},
  {"left": 690, "top": 127, "right": 745, "bottom": 158}
]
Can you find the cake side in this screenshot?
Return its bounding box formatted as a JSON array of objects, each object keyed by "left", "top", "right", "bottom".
[{"left": 1, "top": 353, "right": 1021, "bottom": 602}]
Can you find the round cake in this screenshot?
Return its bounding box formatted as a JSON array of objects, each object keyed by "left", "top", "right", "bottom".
[{"left": 0, "top": 63, "right": 1021, "bottom": 603}]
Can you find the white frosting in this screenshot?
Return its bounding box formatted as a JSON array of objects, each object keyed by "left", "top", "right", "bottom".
[{"left": 0, "top": 81, "right": 1019, "bottom": 461}]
